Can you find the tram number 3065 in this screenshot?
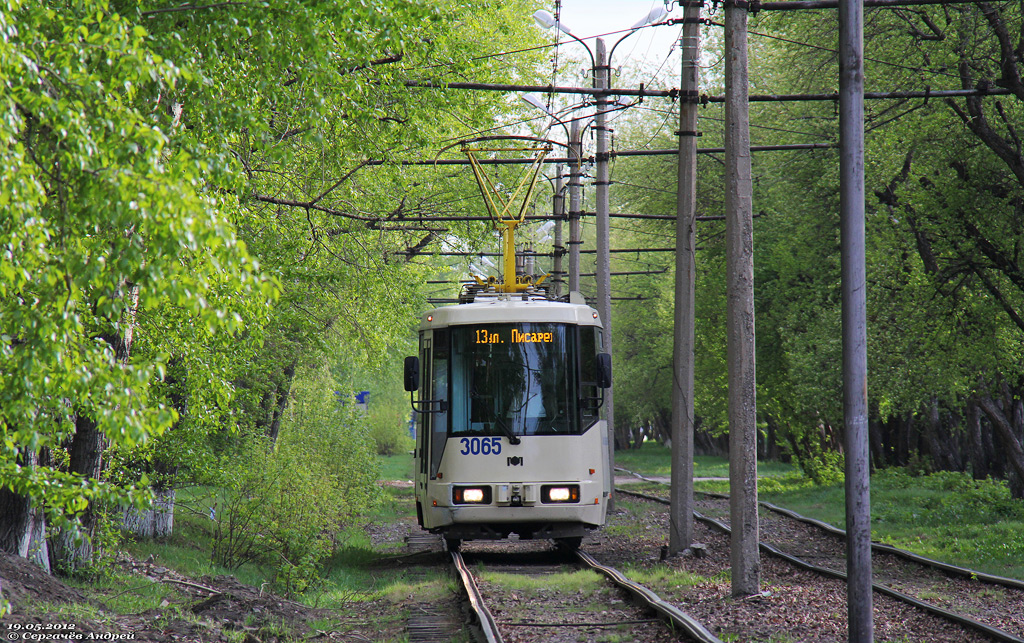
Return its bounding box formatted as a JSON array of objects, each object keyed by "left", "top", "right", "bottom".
[{"left": 459, "top": 437, "right": 502, "bottom": 455}]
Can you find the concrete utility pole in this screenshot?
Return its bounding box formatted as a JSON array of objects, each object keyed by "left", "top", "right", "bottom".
[
  {"left": 594, "top": 37, "right": 616, "bottom": 506},
  {"left": 724, "top": 0, "right": 760, "bottom": 597},
  {"left": 568, "top": 119, "right": 582, "bottom": 293},
  {"left": 553, "top": 166, "right": 565, "bottom": 298},
  {"left": 669, "top": 0, "right": 702, "bottom": 556},
  {"left": 839, "top": 0, "right": 873, "bottom": 638}
]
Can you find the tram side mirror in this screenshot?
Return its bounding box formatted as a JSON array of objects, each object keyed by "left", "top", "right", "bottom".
[
  {"left": 597, "top": 353, "right": 612, "bottom": 389},
  {"left": 404, "top": 356, "right": 420, "bottom": 392}
]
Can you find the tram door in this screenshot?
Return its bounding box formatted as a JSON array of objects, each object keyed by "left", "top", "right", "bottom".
[{"left": 415, "top": 329, "right": 450, "bottom": 526}]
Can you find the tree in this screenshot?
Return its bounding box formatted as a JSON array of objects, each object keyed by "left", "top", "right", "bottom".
[
  {"left": 0, "top": 0, "right": 267, "bottom": 571},
  {"left": 2, "top": 0, "right": 548, "bottom": 572}
]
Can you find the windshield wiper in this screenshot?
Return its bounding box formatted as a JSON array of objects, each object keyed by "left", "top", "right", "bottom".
[{"left": 494, "top": 417, "right": 521, "bottom": 445}]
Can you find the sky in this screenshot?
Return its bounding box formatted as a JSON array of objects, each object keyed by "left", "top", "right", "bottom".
[{"left": 545, "top": 0, "right": 684, "bottom": 87}]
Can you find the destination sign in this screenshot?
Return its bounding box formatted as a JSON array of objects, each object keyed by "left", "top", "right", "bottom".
[{"left": 474, "top": 328, "right": 554, "bottom": 344}]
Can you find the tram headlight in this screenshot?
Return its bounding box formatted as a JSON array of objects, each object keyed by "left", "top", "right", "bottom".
[
  {"left": 453, "top": 486, "right": 492, "bottom": 505},
  {"left": 542, "top": 485, "right": 580, "bottom": 504}
]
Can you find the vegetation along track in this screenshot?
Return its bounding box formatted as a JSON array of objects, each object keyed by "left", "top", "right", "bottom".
[
  {"left": 617, "top": 485, "right": 1024, "bottom": 642},
  {"left": 451, "top": 539, "right": 721, "bottom": 643}
]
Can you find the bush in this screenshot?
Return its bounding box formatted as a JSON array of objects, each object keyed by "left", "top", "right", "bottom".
[
  {"left": 366, "top": 408, "right": 413, "bottom": 456},
  {"left": 210, "top": 364, "right": 382, "bottom": 595},
  {"left": 796, "top": 448, "right": 845, "bottom": 486},
  {"left": 873, "top": 468, "right": 1024, "bottom": 527}
]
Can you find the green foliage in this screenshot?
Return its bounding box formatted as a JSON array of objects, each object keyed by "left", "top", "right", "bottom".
[
  {"left": 210, "top": 363, "right": 380, "bottom": 595},
  {"left": 0, "top": 0, "right": 268, "bottom": 530},
  {"left": 872, "top": 469, "right": 1024, "bottom": 529},
  {"left": 794, "top": 448, "right": 845, "bottom": 487},
  {"left": 608, "top": 3, "right": 1024, "bottom": 486},
  {"left": 350, "top": 356, "right": 417, "bottom": 457},
  {"left": 1, "top": 0, "right": 544, "bottom": 560},
  {"left": 366, "top": 409, "right": 414, "bottom": 457}
]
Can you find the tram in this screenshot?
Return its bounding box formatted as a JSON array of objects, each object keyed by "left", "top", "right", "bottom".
[{"left": 405, "top": 287, "right": 612, "bottom": 550}]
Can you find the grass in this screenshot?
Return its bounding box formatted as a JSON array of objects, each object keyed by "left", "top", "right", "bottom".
[
  {"left": 617, "top": 564, "right": 703, "bottom": 591},
  {"left": 619, "top": 449, "right": 1024, "bottom": 580},
  {"left": 614, "top": 441, "right": 797, "bottom": 479},
  {"left": 104, "top": 472, "right": 448, "bottom": 642},
  {"left": 378, "top": 451, "right": 415, "bottom": 481},
  {"left": 481, "top": 568, "right": 601, "bottom": 593}
]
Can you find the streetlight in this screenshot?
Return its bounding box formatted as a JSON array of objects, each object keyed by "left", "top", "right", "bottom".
[
  {"left": 530, "top": 4, "right": 672, "bottom": 506},
  {"left": 532, "top": 10, "right": 574, "bottom": 37}
]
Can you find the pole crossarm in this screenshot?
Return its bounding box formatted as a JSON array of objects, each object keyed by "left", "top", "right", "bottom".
[
  {"left": 406, "top": 79, "right": 1007, "bottom": 104},
  {"left": 753, "top": 0, "right": 994, "bottom": 9},
  {"left": 406, "top": 79, "right": 678, "bottom": 99},
  {"left": 701, "top": 87, "right": 1012, "bottom": 103}
]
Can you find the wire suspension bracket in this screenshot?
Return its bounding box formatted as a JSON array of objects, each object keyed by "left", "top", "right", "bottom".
[{"left": 460, "top": 137, "right": 555, "bottom": 294}]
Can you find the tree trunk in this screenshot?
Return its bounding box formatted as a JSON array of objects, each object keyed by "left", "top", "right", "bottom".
[
  {"left": 122, "top": 506, "right": 155, "bottom": 539},
  {"left": 152, "top": 488, "right": 176, "bottom": 537},
  {"left": 967, "top": 398, "right": 991, "bottom": 480},
  {"left": 123, "top": 355, "right": 185, "bottom": 539},
  {"left": 50, "top": 414, "right": 105, "bottom": 574},
  {"left": 868, "top": 417, "right": 884, "bottom": 470},
  {"left": 905, "top": 411, "right": 921, "bottom": 466},
  {"left": 977, "top": 394, "right": 1024, "bottom": 498},
  {"left": 265, "top": 360, "right": 296, "bottom": 444},
  {"left": 0, "top": 449, "right": 51, "bottom": 572}
]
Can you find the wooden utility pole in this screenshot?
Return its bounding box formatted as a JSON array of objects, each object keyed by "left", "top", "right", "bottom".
[
  {"left": 724, "top": 0, "right": 760, "bottom": 597},
  {"left": 594, "top": 37, "right": 616, "bottom": 508},
  {"left": 568, "top": 119, "right": 582, "bottom": 293},
  {"left": 669, "top": 0, "right": 702, "bottom": 555},
  {"left": 839, "top": 0, "right": 873, "bottom": 638},
  {"left": 553, "top": 166, "right": 564, "bottom": 298}
]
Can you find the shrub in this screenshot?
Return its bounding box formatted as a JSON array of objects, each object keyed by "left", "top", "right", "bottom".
[
  {"left": 796, "top": 448, "right": 845, "bottom": 486},
  {"left": 366, "top": 408, "right": 414, "bottom": 456},
  {"left": 210, "top": 364, "right": 382, "bottom": 595}
]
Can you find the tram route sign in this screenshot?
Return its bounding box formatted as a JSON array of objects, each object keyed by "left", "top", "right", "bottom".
[{"left": 473, "top": 327, "right": 554, "bottom": 344}]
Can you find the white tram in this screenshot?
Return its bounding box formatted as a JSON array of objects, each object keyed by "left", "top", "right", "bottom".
[{"left": 404, "top": 289, "right": 612, "bottom": 550}]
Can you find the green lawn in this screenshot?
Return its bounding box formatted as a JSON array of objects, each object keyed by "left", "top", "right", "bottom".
[
  {"left": 378, "top": 451, "right": 415, "bottom": 481},
  {"left": 614, "top": 441, "right": 797, "bottom": 479}
]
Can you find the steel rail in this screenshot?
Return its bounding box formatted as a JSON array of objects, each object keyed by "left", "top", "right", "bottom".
[
  {"left": 574, "top": 550, "right": 724, "bottom": 643},
  {"left": 451, "top": 550, "right": 503, "bottom": 643},
  {"left": 616, "top": 488, "right": 1024, "bottom": 643},
  {"left": 616, "top": 469, "right": 1024, "bottom": 591}
]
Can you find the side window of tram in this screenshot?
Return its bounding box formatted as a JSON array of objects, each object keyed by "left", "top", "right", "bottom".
[
  {"left": 579, "top": 327, "right": 601, "bottom": 427},
  {"left": 429, "top": 330, "right": 449, "bottom": 479}
]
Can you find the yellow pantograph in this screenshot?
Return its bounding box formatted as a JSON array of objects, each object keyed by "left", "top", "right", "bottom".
[{"left": 463, "top": 143, "right": 551, "bottom": 293}]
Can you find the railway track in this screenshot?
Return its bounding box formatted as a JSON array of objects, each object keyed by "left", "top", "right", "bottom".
[
  {"left": 449, "top": 540, "right": 722, "bottom": 643},
  {"left": 616, "top": 483, "right": 1024, "bottom": 643}
]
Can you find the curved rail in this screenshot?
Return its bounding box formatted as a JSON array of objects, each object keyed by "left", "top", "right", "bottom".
[
  {"left": 574, "top": 550, "right": 724, "bottom": 643},
  {"left": 618, "top": 488, "right": 1024, "bottom": 643},
  {"left": 757, "top": 497, "right": 1024, "bottom": 591},
  {"left": 616, "top": 468, "right": 1024, "bottom": 591},
  {"left": 451, "top": 550, "right": 503, "bottom": 643}
]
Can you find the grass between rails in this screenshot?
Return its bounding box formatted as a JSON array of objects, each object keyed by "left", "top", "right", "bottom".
[{"left": 616, "top": 445, "right": 1024, "bottom": 580}]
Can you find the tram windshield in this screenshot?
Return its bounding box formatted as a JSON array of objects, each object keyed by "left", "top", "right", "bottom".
[{"left": 447, "top": 323, "right": 598, "bottom": 438}]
